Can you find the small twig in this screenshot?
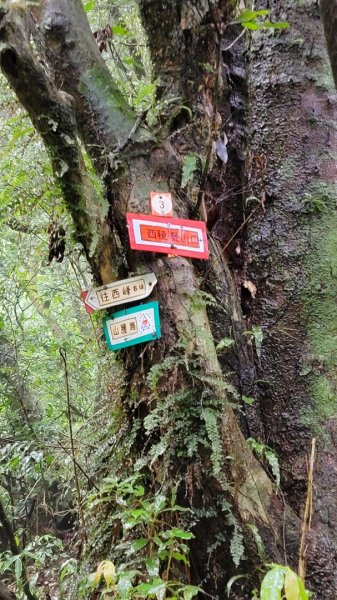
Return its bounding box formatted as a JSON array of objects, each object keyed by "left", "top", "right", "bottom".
[
  {"left": 56, "top": 440, "right": 99, "bottom": 491},
  {"left": 298, "top": 438, "right": 316, "bottom": 581},
  {"left": 59, "top": 348, "right": 86, "bottom": 534},
  {"left": 222, "top": 28, "right": 246, "bottom": 52}
]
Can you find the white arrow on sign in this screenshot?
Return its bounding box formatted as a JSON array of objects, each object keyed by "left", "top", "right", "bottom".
[{"left": 82, "top": 273, "right": 157, "bottom": 313}]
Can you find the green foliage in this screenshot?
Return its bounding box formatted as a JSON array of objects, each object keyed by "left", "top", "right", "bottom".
[
  {"left": 201, "top": 407, "right": 223, "bottom": 475},
  {"left": 85, "top": 0, "right": 154, "bottom": 115},
  {"left": 247, "top": 439, "right": 280, "bottom": 491},
  {"left": 259, "top": 565, "right": 309, "bottom": 600},
  {"left": 230, "top": 526, "right": 245, "bottom": 568},
  {"left": 247, "top": 524, "right": 265, "bottom": 562},
  {"left": 302, "top": 192, "right": 328, "bottom": 215},
  {"left": 80, "top": 475, "right": 199, "bottom": 600},
  {"left": 236, "top": 9, "right": 289, "bottom": 30},
  {"left": 216, "top": 337, "right": 234, "bottom": 352},
  {"left": 0, "top": 534, "right": 63, "bottom": 597},
  {"left": 245, "top": 325, "right": 264, "bottom": 359},
  {"left": 181, "top": 154, "right": 199, "bottom": 189}
]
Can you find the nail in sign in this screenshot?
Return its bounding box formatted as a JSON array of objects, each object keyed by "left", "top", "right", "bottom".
[
  {"left": 103, "top": 301, "right": 161, "bottom": 351},
  {"left": 127, "top": 213, "right": 209, "bottom": 260},
  {"left": 151, "top": 192, "right": 173, "bottom": 217},
  {"left": 81, "top": 273, "right": 157, "bottom": 313}
]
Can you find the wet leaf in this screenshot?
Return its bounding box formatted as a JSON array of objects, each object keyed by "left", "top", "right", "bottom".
[
  {"left": 182, "top": 585, "right": 201, "bottom": 600},
  {"left": 263, "top": 21, "right": 289, "bottom": 29},
  {"left": 251, "top": 325, "right": 263, "bottom": 358},
  {"left": 284, "top": 569, "right": 300, "bottom": 600},
  {"left": 181, "top": 154, "right": 198, "bottom": 188},
  {"left": 131, "top": 538, "right": 148, "bottom": 551},
  {"left": 145, "top": 557, "right": 160, "bottom": 577},
  {"left": 261, "top": 566, "right": 285, "bottom": 600},
  {"left": 216, "top": 337, "right": 234, "bottom": 351},
  {"left": 103, "top": 560, "right": 116, "bottom": 586},
  {"left": 136, "top": 577, "right": 166, "bottom": 597},
  {"left": 15, "top": 557, "right": 22, "bottom": 582},
  {"left": 84, "top": 0, "right": 96, "bottom": 12},
  {"left": 237, "top": 9, "right": 270, "bottom": 22},
  {"left": 167, "top": 527, "right": 194, "bottom": 540},
  {"left": 242, "top": 395, "right": 254, "bottom": 406},
  {"left": 297, "top": 576, "right": 310, "bottom": 600}
]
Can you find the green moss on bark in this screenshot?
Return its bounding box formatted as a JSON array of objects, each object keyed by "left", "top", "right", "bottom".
[{"left": 302, "top": 182, "right": 337, "bottom": 435}]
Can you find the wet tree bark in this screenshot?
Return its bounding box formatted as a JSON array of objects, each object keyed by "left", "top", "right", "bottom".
[{"left": 245, "top": 0, "right": 337, "bottom": 595}]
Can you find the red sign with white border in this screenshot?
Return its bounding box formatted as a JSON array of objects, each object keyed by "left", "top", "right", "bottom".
[{"left": 127, "top": 213, "right": 209, "bottom": 260}]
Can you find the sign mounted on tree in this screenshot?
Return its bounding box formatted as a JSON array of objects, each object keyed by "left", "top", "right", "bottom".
[
  {"left": 150, "top": 192, "right": 173, "bottom": 217},
  {"left": 126, "top": 213, "right": 209, "bottom": 260},
  {"left": 81, "top": 273, "right": 157, "bottom": 313},
  {"left": 103, "top": 301, "right": 161, "bottom": 351}
]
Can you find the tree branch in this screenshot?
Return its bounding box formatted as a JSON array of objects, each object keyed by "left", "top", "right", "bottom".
[{"left": 0, "top": 2, "right": 119, "bottom": 281}]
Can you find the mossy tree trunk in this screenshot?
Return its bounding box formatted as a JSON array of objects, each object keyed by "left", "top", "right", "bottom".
[
  {"left": 2, "top": 0, "right": 335, "bottom": 597},
  {"left": 245, "top": 0, "right": 337, "bottom": 596}
]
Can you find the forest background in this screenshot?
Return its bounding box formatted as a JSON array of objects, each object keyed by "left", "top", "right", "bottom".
[{"left": 0, "top": 0, "right": 337, "bottom": 599}]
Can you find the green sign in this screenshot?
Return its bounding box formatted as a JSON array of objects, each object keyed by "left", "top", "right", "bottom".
[{"left": 103, "top": 301, "right": 161, "bottom": 351}]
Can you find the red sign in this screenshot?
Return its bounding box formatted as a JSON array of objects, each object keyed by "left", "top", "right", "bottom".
[{"left": 127, "top": 213, "right": 209, "bottom": 260}]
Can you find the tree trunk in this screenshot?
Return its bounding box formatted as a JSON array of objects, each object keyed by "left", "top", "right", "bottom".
[
  {"left": 2, "top": 0, "right": 327, "bottom": 597},
  {"left": 246, "top": 0, "right": 337, "bottom": 595}
]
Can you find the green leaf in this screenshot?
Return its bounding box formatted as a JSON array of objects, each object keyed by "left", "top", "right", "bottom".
[
  {"left": 181, "top": 154, "right": 198, "bottom": 188},
  {"left": 241, "top": 21, "right": 263, "bottom": 30},
  {"left": 84, "top": 0, "right": 96, "bottom": 13},
  {"left": 261, "top": 566, "right": 285, "bottom": 600},
  {"left": 134, "top": 83, "right": 156, "bottom": 107},
  {"left": 216, "top": 338, "right": 234, "bottom": 351},
  {"left": 153, "top": 494, "right": 166, "bottom": 513},
  {"left": 242, "top": 395, "right": 255, "bottom": 406},
  {"left": 166, "top": 527, "right": 194, "bottom": 540},
  {"left": 230, "top": 526, "right": 244, "bottom": 567},
  {"left": 284, "top": 569, "right": 300, "bottom": 600},
  {"left": 237, "top": 9, "right": 270, "bottom": 22},
  {"left": 265, "top": 448, "right": 281, "bottom": 490},
  {"left": 247, "top": 524, "right": 265, "bottom": 561},
  {"left": 263, "top": 21, "right": 289, "bottom": 29},
  {"left": 297, "top": 576, "right": 309, "bottom": 600},
  {"left": 131, "top": 538, "right": 148, "bottom": 551},
  {"left": 182, "top": 585, "right": 201, "bottom": 600},
  {"left": 15, "top": 557, "right": 22, "bottom": 582},
  {"left": 116, "top": 573, "right": 135, "bottom": 599},
  {"left": 136, "top": 577, "right": 166, "bottom": 596},
  {"left": 251, "top": 325, "right": 264, "bottom": 358},
  {"left": 111, "top": 25, "right": 129, "bottom": 36},
  {"left": 145, "top": 557, "right": 160, "bottom": 577},
  {"left": 172, "top": 551, "right": 188, "bottom": 564}
]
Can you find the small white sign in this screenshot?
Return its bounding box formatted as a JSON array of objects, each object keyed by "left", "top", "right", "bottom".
[
  {"left": 82, "top": 273, "right": 157, "bottom": 312},
  {"left": 151, "top": 192, "right": 173, "bottom": 217}
]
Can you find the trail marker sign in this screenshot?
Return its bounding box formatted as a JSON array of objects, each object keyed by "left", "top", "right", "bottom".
[
  {"left": 103, "top": 301, "right": 161, "bottom": 351},
  {"left": 81, "top": 273, "right": 157, "bottom": 313},
  {"left": 127, "top": 213, "right": 209, "bottom": 260},
  {"left": 151, "top": 192, "right": 173, "bottom": 217}
]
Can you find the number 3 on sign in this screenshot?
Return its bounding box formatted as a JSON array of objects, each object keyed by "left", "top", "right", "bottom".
[{"left": 151, "top": 192, "right": 173, "bottom": 217}]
